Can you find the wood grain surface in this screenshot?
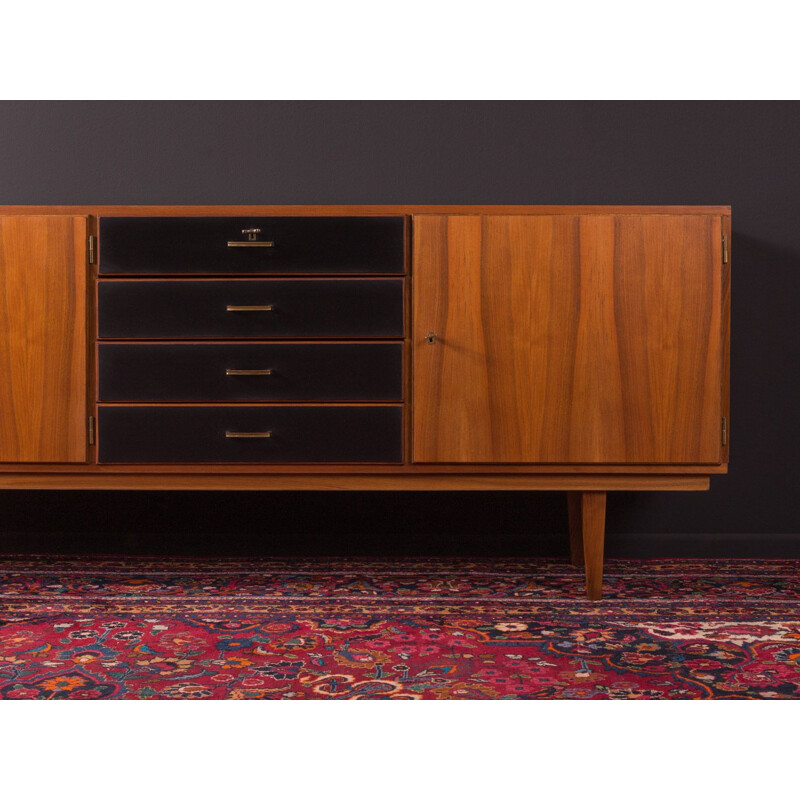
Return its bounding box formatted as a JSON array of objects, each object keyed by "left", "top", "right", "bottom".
[
  {"left": 0, "top": 205, "right": 731, "bottom": 217},
  {"left": 580, "top": 491, "right": 607, "bottom": 600},
  {"left": 0, "top": 216, "right": 87, "bottom": 462},
  {"left": 412, "top": 214, "right": 722, "bottom": 464},
  {"left": 0, "top": 473, "right": 710, "bottom": 491},
  {"left": 721, "top": 214, "right": 731, "bottom": 464}
]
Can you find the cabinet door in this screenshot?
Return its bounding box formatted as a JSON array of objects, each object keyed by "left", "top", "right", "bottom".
[
  {"left": 412, "top": 214, "right": 722, "bottom": 464},
  {"left": 0, "top": 216, "right": 88, "bottom": 462}
]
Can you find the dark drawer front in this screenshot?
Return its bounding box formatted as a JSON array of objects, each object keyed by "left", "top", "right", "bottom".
[
  {"left": 98, "top": 406, "right": 403, "bottom": 463},
  {"left": 99, "top": 216, "right": 406, "bottom": 274},
  {"left": 98, "top": 343, "right": 403, "bottom": 402},
  {"left": 98, "top": 280, "right": 404, "bottom": 339}
]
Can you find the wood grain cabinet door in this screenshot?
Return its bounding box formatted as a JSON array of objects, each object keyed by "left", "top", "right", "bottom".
[
  {"left": 0, "top": 216, "right": 88, "bottom": 462},
  {"left": 412, "top": 214, "right": 723, "bottom": 464}
]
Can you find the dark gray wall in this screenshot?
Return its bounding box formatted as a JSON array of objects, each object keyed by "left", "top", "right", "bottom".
[{"left": 1, "top": 101, "right": 798, "bottom": 557}]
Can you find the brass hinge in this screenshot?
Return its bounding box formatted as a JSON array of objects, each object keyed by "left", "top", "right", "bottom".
[
  {"left": 88, "top": 235, "right": 96, "bottom": 265},
  {"left": 88, "top": 416, "right": 95, "bottom": 446},
  {"left": 722, "top": 235, "right": 728, "bottom": 264},
  {"left": 721, "top": 416, "right": 727, "bottom": 447}
]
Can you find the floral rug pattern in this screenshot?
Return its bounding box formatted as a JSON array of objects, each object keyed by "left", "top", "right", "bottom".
[{"left": 1, "top": 557, "right": 798, "bottom": 699}]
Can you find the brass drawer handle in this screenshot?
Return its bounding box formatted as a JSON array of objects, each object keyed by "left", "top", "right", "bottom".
[
  {"left": 225, "top": 431, "right": 272, "bottom": 439},
  {"left": 226, "top": 304, "right": 274, "bottom": 312},
  {"left": 228, "top": 228, "right": 275, "bottom": 247},
  {"left": 225, "top": 369, "right": 273, "bottom": 376}
]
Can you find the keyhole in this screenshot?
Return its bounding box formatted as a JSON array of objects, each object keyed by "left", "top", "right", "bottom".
[{"left": 426, "top": 332, "right": 437, "bottom": 344}]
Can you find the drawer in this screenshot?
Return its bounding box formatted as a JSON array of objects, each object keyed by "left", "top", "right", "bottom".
[
  {"left": 98, "top": 343, "right": 403, "bottom": 402},
  {"left": 99, "top": 216, "right": 406, "bottom": 274},
  {"left": 97, "top": 406, "right": 403, "bottom": 463},
  {"left": 98, "top": 279, "right": 404, "bottom": 339}
]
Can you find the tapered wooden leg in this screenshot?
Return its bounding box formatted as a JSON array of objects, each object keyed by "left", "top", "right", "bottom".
[
  {"left": 580, "top": 491, "right": 606, "bottom": 601},
  {"left": 567, "top": 492, "right": 584, "bottom": 568}
]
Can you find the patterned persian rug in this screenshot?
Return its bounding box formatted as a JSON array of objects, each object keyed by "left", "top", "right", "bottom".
[{"left": 0, "top": 556, "right": 798, "bottom": 700}]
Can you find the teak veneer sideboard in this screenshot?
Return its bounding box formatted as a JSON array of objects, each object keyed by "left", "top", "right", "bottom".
[{"left": 0, "top": 205, "right": 731, "bottom": 599}]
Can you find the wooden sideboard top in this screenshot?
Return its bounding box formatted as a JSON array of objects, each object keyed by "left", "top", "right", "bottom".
[{"left": 0, "top": 204, "right": 731, "bottom": 216}]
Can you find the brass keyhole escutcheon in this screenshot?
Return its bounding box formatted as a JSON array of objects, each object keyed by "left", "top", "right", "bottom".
[{"left": 426, "top": 332, "right": 437, "bottom": 344}]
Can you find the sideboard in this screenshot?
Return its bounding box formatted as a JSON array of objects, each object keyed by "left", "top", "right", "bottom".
[{"left": 0, "top": 205, "right": 731, "bottom": 599}]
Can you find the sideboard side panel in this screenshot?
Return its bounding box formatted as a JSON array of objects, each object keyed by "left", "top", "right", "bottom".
[
  {"left": 0, "top": 215, "right": 88, "bottom": 463},
  {"left": 609, "top": 214, "right": 722, "bottom": 463},
  {"left": 412, "top": 214, "right": 723, "bottom": 464}
]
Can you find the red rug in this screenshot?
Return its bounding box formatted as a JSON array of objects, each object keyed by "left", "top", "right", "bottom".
[{"left": 1, "top": 556, "right": 798, "bottom": 699}]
